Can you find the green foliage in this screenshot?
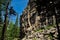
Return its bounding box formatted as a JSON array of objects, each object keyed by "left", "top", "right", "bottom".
[
  {"left": 0, "top": 0, "right": 20, "bottom": 40},
  {"left": 35, "top": 28, "right": 44, "bottom": 32},
  {"left": 5, "top": 20, "right": 20, "bottom": 40},
  {"left": 45, "top": 25, "right": 55, "bottom": 30},
  {"left": 0, "top": 25, "right": 3, "bottom": 39},
  {"left": 35, "top": 25, "right": 55, "bottom": 32},
  {"left": 33, "top": 37, "right": 36, "bottom": 40}
]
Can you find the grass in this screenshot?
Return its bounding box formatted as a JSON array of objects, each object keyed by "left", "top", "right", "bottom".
[
  {"left": 35, "top": 24, "right": 55, "bottom": 32},
  {"left": 33, "top": 37, "right": 36, "bottom": 40},
  {"left": 35, "top": 29, "right": 44, "bottom": 32}
]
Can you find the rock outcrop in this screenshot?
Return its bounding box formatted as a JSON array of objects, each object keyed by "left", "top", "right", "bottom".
[
  {"left": 20, "top": 0, "right": 58, "bottom": 40},
  {"left": 22, "top": 27, "right": 58, "bottom": 40}
]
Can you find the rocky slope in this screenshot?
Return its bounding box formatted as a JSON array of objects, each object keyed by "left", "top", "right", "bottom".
[{"left": 22, "top": 27, "right": 58, "bottom": 40}]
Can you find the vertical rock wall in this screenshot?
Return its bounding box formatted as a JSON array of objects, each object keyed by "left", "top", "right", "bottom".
[{"left": 20, "top": 0, "right": 57, "bottom": 40}]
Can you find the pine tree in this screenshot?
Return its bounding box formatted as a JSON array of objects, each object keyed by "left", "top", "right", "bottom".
[
  {"left": 0, "top": 9, "right": 3, "bottom": 25},
  {"left": 13, "top": 14, "right": 19, "bottom": 39},
  {"left": 1, "top": 0, "right": 11, "bottom": 40},
  {"left": 0, "top": 1, "right": 4, "bottom": 39}
]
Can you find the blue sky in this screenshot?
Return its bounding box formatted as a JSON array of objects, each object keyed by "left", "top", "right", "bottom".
[{"left": 10, "top": 0, "right": 29, "bottom": 23}]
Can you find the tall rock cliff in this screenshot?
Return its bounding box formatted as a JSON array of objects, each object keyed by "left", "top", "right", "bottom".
[{"left": 20, "top": 0, "right": 59, "bottom": 40}]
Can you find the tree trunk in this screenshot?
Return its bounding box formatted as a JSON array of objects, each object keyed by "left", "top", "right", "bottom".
[
  {"left": 46, "top": 17, "right": 48, "bottom": 26},
  {"left": 53, "top": 15, "right": 56, "bottom": 25},
  {"left": 55, "top": 7, "right": 60, "bottom": 40},
  {"left": 1, "top": 2, "right": 9, "bottom": 40}
]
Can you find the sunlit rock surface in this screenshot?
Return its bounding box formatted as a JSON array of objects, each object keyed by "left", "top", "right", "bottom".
[{"left": 20, "top": 0, "right": 58, "bottom": 40}]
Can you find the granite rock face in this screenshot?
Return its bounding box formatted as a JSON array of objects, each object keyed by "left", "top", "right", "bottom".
[
  {"left": 22, "top": 27, "right": 58, "bottom": 40},
  {"left": 20, "top": 0, "right": 58, "bottom": 40}
]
